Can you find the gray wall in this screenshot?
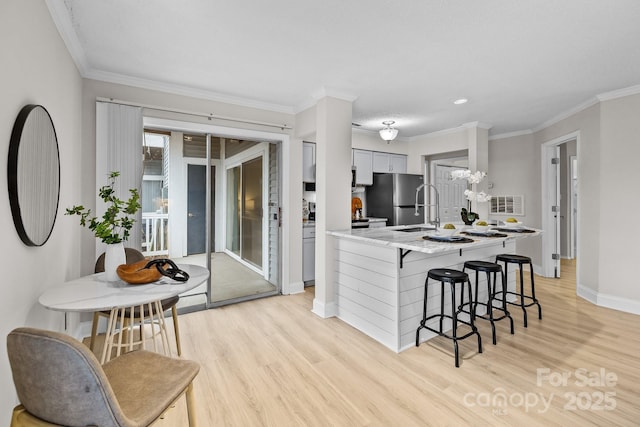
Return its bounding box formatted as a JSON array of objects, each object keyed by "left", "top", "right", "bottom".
[
  {"left": 488, "top": 132, "right": 542, "bottom": 265},
  {"left": 0, "top": 1, "right": 83, "bottom": 418},
  {"left": 491, "top": 97, "right": 640, "bottom": 311}
]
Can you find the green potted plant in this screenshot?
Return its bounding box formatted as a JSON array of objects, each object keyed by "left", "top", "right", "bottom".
[{"left": 66, "top": 171, "right": 141, "bottom": 281}]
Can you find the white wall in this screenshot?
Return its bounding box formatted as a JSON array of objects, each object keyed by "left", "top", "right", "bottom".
[
  {"left": 0, "top": 1, "right": 83, "bottom": 418},
  {"left": 535, "top": 103, "right": 602, "bottom": 299},
  {"left": 313, "top": 96, "right": 353, "bottom": 317},
  {"left": 407, "top": 127, "right": 470, "bottom": 174},
  {"left": 488, "top": 132, "right": 542, "bottom": 266},
  {"left": 598, "top": 93, "right": 640, "bottom": 306}
]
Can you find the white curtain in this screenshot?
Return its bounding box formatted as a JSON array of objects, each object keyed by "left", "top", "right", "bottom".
[{"left": 95, "top": 102, "right": 143, "bottom": 254}]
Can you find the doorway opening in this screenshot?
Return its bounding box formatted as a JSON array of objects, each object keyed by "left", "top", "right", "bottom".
[
  {"left": 542, "top": 132, "right": 579, "bottom": 281},
  {"left": 141, "top": 128, "right": 282, "bottom": 311}
]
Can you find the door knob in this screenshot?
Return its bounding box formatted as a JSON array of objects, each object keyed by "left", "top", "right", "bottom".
[{"left": 188, "top": 212, "right": 195, "bottom": 217}]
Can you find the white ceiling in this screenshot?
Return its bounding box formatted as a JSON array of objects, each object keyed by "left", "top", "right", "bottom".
[{"left": 51, "top": 0, "right": 640, "bottom": 138}]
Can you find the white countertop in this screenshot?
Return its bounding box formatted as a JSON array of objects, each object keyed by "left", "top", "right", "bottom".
[
  {"left": 304, "top": 218, "right": 387, "bottom": 227},
  {"left": 327, "top": 224, "right": 541, "bottom": 255}
]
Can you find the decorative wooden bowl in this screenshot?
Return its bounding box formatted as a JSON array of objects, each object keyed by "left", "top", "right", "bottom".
[{"left": 116, "top": 260, "right": 162, "bottom": 284}]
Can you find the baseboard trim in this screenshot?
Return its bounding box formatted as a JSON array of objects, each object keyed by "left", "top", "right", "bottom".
[
  {"left": 283, "top": 281, "right": 305, "bottom": 295},
  {"left": 577, "top": 283, "right": 640, "bottom": 315},
  {"left": 312, "top": 298, "right": 337, "bottom": 318}
]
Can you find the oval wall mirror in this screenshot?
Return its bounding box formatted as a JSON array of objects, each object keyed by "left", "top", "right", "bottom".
[{"left": 8, "top": 104, "right": 61, "bottom": 246}]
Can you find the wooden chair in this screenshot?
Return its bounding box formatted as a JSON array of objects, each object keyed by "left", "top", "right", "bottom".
[
  {"left": 91, "top": 248, "right": 183, "bottom": 356},
  {"left": 7, "top": 327, "right": 199, "bottom": 426}
]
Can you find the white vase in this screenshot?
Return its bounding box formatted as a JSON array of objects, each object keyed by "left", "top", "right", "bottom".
[{"left": 104, "top": 242, "right": 126, "bottom": 281}]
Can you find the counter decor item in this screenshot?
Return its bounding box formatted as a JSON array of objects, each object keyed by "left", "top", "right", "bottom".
[
  {"left": 116, "top": 258, "right": 190, "bottom": 284},
  {"left": 66, "top": 171, "right": 141, "bottom": 281},
  {"left": 450, "top": 169, "right": 492, "bottom": 203},
  {"left": 351, "top": 197, "right": 363, "bottom": 219},
  {"left": 460, "top": 208, "right": 480, "bottom": 226},
  {"left": 423, "top": 235, "right": 474, "bottom": 243},
  {"left": 116, "top": 259, "right": 162, "bottom": 284}
]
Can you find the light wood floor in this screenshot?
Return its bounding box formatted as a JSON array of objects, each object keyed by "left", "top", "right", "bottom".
[{"left": 154, "top": 259, "right": 640, "bottom": 426}]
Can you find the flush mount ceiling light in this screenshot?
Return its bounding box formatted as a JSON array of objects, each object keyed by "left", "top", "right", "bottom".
[
  {"left": 379, "top": 120, "right": 399, "bottom": 143},
  {"left": 453, "top": 98, "right": 468, "bottom": 105}
]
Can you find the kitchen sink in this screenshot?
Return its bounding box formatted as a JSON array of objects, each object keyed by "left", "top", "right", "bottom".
[{"left": 397, "top": 227, "right": 436, "bottom": 232}]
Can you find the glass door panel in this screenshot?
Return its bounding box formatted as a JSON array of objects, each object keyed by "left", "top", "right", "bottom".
[
  {"left": 241, "top": 157, "right": 263, "bottom": 268},
  {"left": 226, "top": 166, "right": 240, "bottom": 256}
]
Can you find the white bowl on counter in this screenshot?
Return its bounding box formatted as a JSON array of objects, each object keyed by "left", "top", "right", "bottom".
[
  {"left": 473, "top": 224, "right": 490, "bottom": 232},
  {"left": 436, "top": 226, "right": 458, "bottom": 237},
  {"left": 501, "top": 221, "right": 523, "bottom": 228}
]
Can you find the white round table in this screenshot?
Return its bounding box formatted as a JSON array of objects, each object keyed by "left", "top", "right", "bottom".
[{"left": 39, "top": 264, "right": 209, "bottom": 363}]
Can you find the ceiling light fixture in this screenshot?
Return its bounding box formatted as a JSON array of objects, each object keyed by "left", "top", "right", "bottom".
[
  {"left": 454, "top": 98, "right": 468, "bottom": 105},
  {"left": 379, "top": 120, "right": 399, "bottom": 143}
]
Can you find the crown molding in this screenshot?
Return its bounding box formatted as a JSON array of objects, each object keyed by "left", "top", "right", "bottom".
[
  {"left": 295, "top": 88, "right": 358, "bottom": 113},
  {"left": 596, "top": 83, "right": 640, "bottom": 101},
  {"left": 45, "top": 0, "right": 90, "bottom": 75},
  {"left": 408, "top": 124, "right": 466, "bottom": 141},
  {"left": 462, "top": 121, "right": 493, "bottom": 130},
  {"left": 85, "top": 69, "right": 295, "bottom": 114},
  {"left": 310, "top": 87, "right": 359, "bottom": 102},
  {"left": 408, "top": 121, "right": 493, "bottom": 141},
  {"left": 489, "top": 129, "right": 533, "bottom": 141},
  {"left": 531, "top": 97, "right": 599, "bottom": 133}
]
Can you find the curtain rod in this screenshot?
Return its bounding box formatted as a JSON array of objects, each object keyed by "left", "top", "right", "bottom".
[{"left": 96, "top": 97, "right": 292, "bottom": 130}]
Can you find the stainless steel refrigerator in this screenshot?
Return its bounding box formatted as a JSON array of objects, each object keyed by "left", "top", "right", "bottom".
[{"left": 366, "top": 173, "right": 425, "bottom": 226}]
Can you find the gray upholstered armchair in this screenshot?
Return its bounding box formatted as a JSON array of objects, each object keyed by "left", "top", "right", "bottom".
[{"left": 7, "top": 327, "right": 199, "bottom": 427}]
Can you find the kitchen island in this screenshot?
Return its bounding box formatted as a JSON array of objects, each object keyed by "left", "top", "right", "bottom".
[{"left": 327, "top": 225, "right": 540, "bottom": 352}]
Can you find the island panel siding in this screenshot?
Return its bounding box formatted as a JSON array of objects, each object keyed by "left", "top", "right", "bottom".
[{"left": 335, "top": 239, "right": 399, "bottom": 351}]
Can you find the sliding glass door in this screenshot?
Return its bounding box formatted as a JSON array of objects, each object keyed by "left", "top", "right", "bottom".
[{"left": 226, "top": 156, "right": 263, "bottom": 268}]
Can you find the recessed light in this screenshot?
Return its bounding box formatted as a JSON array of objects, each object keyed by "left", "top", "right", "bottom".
[{"left": 454, "top": 98, "right": 468, "bottom": 105}]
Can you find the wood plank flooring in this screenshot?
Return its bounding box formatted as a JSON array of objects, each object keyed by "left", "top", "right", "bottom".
[{"left": 153, "top": 260, "right": 640, "bottom": 426}]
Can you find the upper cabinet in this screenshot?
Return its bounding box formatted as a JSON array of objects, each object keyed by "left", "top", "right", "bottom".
[
  {"left": 373, "top": 152, "right": 407, "bottom": 173},
  {"left": 352, "top": 149, "right": 373, "bottom": 185},
  {"left": 303, "top": 142, "right": 316, "bottom": 182},
  {"left": 352, "top": 149, "right": 408, "bottom": 185}
]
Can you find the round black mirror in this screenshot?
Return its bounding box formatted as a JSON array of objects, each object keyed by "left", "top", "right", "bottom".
[{"left": 8, "top": 105, "right": 60, "bottom": 246}]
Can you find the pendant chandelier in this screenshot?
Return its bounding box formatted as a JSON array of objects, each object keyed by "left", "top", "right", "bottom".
[{"left": 379, "top": 120, "right": 399, "bottom": 143}]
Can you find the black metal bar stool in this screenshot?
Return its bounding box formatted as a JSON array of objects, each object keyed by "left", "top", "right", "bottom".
[
  {"left": 416, "top": 268, "right": 483, "bottom": 367},
  {"left": 495, "top": 254, "right": 542, "bottom": 327},
  {"left": 460, "top": 261, "right": 514, "bottom": 345}
]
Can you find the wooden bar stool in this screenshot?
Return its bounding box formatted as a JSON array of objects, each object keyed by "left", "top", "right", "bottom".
[
  {"left": 416, "top": 268, "right": 483, "bottom": 367},
  {"left": 461, "top": 260, "right": 514, "bottom": 345},
  {"left": 495, "top": 254, "right": 542, "bottom": 327}
]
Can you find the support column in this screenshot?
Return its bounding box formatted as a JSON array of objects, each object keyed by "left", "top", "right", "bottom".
[
  {"left": 313, "top": 96, "right": 353, "bottom": 317},
  {"left": 467, "top": 124, "right": 491, "bottom": 220}
]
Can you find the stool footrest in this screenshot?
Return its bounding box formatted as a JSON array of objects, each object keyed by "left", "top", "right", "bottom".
[
  {"left": 419, "top": 314, "right": 479, "bottom": 341},
  {"left": 500, "top": 291, "right": 540, "bottom": 308}
]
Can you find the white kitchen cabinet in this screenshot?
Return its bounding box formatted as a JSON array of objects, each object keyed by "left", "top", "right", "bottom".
[
  {"left": 390, "top": 154, "right": 407, "bottom": 173},
  {"left": 303, "top": 142, "right": 316, "bottom": 182},
  {"left": 373, "top": 152, "right": 407, "bottom": 173},
  {"left": 352, "top": 149, "right": 373, "bottom": 185},
  {"left": 303, "top": 226, "right": 315, "bottom": 282}
]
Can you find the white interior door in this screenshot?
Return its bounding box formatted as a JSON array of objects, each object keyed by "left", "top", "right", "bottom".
[
  {"left": 434, "top": 164, "right": 468, "bottom": 223},
  {"left": 570, "top": 156, "right": 578, "bottom": 259},
  {"left": 544, "top": 145, "right": 562, "bottom": 278}
]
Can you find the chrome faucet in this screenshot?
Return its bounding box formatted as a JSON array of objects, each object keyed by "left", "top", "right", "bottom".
[{"left": 415, "top": 183, "right": 440, "bottom": 230}]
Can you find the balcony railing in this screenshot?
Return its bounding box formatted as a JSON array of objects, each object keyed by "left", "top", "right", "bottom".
[{"left": 142, "top": 212, "right": 169, "bottom": 256}]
